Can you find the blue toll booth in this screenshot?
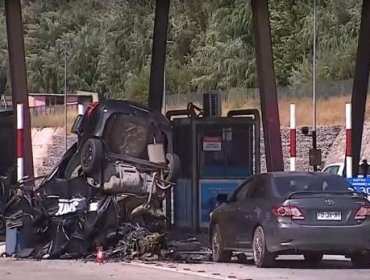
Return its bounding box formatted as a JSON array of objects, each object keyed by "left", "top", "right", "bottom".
[{"left": 168, "top": 103, "right": 261, "bottom": 232}]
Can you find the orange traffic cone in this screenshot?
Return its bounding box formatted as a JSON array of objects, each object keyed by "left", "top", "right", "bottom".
[{"left": 96, "top": 246, "right": 104, "bottom": 264}]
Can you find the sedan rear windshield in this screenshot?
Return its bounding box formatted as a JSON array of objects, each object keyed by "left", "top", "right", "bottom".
[{"left": 273, "top": 175, "right": 351, "bottom": 197}]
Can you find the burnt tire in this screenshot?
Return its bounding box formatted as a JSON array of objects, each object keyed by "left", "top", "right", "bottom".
[
  {"left": 165, "top": 153, "right": 180, "bottom": 183},
  {"left": 253, "top": 226, "right": 275, "bottom": 268},
  {"left": 80, "top": 138, "right": 103, "bottom": 175},
  {"left": 303, "top": 252, "right": 323, "bottom": 265},
  {"left": 351, "top": 253, "right": 370, "bottom": 268},
  {"left": 211, "top": 224, "right": 232, "bottom": 263}
]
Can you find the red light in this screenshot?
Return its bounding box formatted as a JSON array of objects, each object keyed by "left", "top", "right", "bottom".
[
  {"left": 273, "top": 205, "right": 304, "bottom": 220},
  {"left": 354, "top": 206, "right": 370, "bottom": 220}
]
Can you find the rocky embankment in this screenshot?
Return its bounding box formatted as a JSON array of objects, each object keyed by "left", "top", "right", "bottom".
[{"left": 33, "top": 123, "right": 370, "bottom": 177}]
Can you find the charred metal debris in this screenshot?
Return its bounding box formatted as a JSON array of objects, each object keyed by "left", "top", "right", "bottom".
[{"left": 1, "top": 100, "right": 210, "bottom": 262}]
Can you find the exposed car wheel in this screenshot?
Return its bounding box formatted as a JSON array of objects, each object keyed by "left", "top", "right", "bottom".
[
  {"left": 80, "top": 139, "right": 103, "bottom": 175},
  {"left": 351, "top": 253, "right": 370, "bottom": 268},
  {"left": 165, "top": 153, "right": 181, "bottom": 183},
  {"left": 303, "top": 252, "right": 323, "bottom": 265},
  {"left": 211, "top": 224, "right": 232, "bottom": 262},
  {"left": 253, "top": 226, "right": 275, "bottom": 268}
]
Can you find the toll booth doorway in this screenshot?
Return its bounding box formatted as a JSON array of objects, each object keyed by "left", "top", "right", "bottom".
[{"left": 169, "top": 106, "right": 260, "bottom": 232}]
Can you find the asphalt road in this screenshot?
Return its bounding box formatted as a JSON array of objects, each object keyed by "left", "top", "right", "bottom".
[{"left": 1, "top": 256, "right": 370, "bottom": 280}]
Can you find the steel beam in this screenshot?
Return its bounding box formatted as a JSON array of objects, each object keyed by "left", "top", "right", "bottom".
[
  {"left": 148, "top": 0, "right": 170, "bottom": 112},
  {"left": 351, "top": 0, "right": 370, "bottom": 177},
  {"left": 5, "top": 0, "right": 34, "bottom": 179},
  {"left": 251, "top": 0, "right": 284, "bottom": 171}
]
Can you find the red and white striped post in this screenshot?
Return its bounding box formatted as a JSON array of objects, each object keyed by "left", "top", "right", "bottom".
[
  {"left": 16, "top": 103, "right": 24, "bottom": 181},
  {"left": 290, "top": 103, "right": 297, "bottom": 171},
  {"left": 345, "top": 103, "right": 352, "bottom": 178}
]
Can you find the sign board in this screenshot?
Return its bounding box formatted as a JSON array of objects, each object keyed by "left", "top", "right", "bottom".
[
  {"left": 309, "top": 148, "right": 322, "bottom": 166},
  {"left": 199, "top": 179, "right": 242, "bottom": 228},
  {"left": 347, "top": 178, "right": 370, "bottom": 196},
  {"left": 203, "top": 136, "right": 222, "bottom": 151}
]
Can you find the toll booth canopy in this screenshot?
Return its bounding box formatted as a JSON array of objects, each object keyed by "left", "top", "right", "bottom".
[{"left": 172, "top": 111, "right": 260, "bottom": 231}]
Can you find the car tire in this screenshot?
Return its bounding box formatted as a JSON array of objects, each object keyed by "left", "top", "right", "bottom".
[
  {"left": 253, "top": 226, "right": 275, "bottom": 268},
  {"left": 351, "top": 253, "right": 370, "bottom": 268},
  {"left": 303, "top": 252, "right": 323, "bottom": 265},
  {"left": 165, "top": 153, "right": 181, "bottom": 183},
  {"left": 211, "top": 224, "right": 232, "bottom": 263},
  {"left": 80, "top": 138, "right": 103, "bottom": 175}
]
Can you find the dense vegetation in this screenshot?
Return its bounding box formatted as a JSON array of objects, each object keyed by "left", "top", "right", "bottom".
[{"left": 0, "top": 0, "right": 363, "bottom": 103}]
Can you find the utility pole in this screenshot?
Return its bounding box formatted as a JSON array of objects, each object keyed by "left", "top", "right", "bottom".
[
  {"left": 64, "top": 50, "right": 68, "bottom": 152},
  {"left": 5, "top": 0, "right": 34, "bottom": 179},
  {"left": 312, "top": 0, "right": 318, "bottom": 171}
]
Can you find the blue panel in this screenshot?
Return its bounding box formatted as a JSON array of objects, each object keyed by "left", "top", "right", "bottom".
[
  {"left": 347, "top": 178, "right": 370, "bottom": 196},
  {"left": 200, "top": 165, "right": 224, "bottom": 177},
  {"left": 201, "top": 165, "right": 251, "bottom": 178},
  {"left": 199, "top": 179, "right": 243, "bottom": 228},
  {"left": 224, "top": 166, "right": 251, "bottom": 177},
  {"left": 174, "top": 179, "right": 192, "bottom": 228}
]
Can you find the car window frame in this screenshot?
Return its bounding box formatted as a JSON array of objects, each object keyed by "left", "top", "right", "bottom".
[
  {"left": 229, "top": 176, "right": 254, "bottom": 202},
  {"left": 245, "top": 175, "right": 266, "bottom": 199},
  {"left": 322, "top": 165, "right": 340, "bottom": 175}
]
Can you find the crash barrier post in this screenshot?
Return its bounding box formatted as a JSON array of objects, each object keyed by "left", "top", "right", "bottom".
[
  {"left": 290, "top": 103, "right": 296, "bottom": 171},
  {"left": 17, "top": 103, "right": 24, "bottom": 181},
  {"left": 78, "top": 104, "right": 84, "bottom": 115},
  {"left": 6, "top": 103, "right": 25, "bottom": 255},
  {"left": 346, "top": 103, "right": 352, "bottom": 179}
]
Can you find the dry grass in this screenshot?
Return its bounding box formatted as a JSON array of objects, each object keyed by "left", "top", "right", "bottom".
[
  {"left": 223, "top": 95, "right": 370, "bottom": 127},
  {"left": 31, "top": 95, "right": 370, "bottom": 129}
]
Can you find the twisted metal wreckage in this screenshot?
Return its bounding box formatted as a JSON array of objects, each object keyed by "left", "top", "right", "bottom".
[{"left": 1, "top": 100, "right": 201, "bottom": 261}]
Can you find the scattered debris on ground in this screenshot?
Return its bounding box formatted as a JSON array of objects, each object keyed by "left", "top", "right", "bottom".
[{"left": 2, "top": 176, "right": 210, "bottom": 264}]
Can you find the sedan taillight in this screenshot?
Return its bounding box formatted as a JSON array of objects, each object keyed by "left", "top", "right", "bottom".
[
  {"left": 354, "top": 206, "right": 370, "bottom": 220},
  {"left": 86, "top": 102, "right": 99, "bottom": 118},
  {"left": 272, "top": 205, "right": 304, "bottom": 220}
]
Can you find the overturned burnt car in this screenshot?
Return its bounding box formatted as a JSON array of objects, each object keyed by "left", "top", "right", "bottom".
[
  {"left": 4, "top": 100, "right": 180, "bottom": 259},
  {"left": 48, "top": 100, "right": 179, "bottom": 218}
]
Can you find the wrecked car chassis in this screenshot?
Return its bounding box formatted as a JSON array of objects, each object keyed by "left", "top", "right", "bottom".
[{"left": 2, "top": 100, "right": 181, "bottom": 259}]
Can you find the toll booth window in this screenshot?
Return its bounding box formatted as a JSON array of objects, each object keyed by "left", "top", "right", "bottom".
[{"left": 200, "top": 126, "right": 253, "bottom": 178}]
